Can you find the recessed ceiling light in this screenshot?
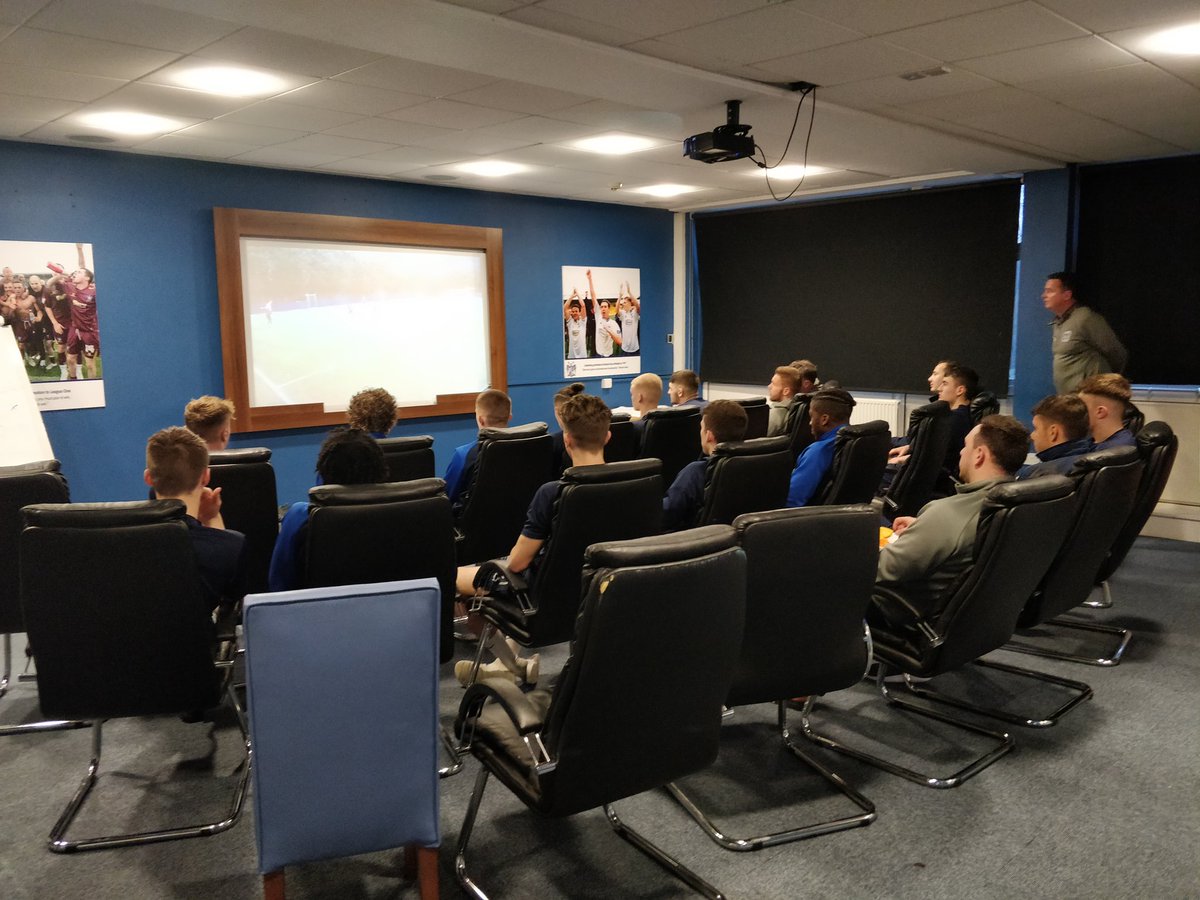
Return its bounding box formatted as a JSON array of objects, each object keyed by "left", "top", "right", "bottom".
[
  {"left": 167, "top": 65, "right": 290, "bottom": 97},
  {"left": 1142, "top": 22, "right": 1200, "bottom": 55},
  {"left": 457, "top": 160, "right": 528, "bottom": 177},
  {"left": 630, "top": 184, "right": 701, "bottom": 198},
  {"left": 570, "top": 133, "right": 661, "bottom": 155},
  {"left": 79, "top": 111, "right": 183, "bottom": 135},
  {"left": 755, "top": 164, "right": 835, "bottom": 179}
]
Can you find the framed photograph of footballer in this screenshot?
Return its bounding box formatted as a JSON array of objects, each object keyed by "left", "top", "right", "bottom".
[
  {"left": 561, "top": 265, "right": 641, "bottom": 378},
  {"left": 0, "top": 239, "right": 104, "bottom": 411}
]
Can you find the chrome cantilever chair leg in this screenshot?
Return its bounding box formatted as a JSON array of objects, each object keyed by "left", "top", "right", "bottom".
[
  {"left": 1005, "top": 614, "right": 1132, "bottom": 667},
  {"left": 665, "top": 699, "right": 874, "bottom": 852},
  {"left": 48, "top": 683, "right": 251, "bottom": 852},
  {"left": 888, "top": 659, "right": 1092, "bottom": 729},
  {"left": 0, "top": 634, "right": 91, "bottom": 737},
  {"left": 799, "top": 667, "right": 1015, "bottom": 789},
  {"left": 1082, "top": 580, "right": 1113, "bottom": 609},
  {"left": 604, "top": 803, "right": 726, "bottom": 899},
  {"left": 454, "top": 765, "right": 491, "bottom": 900},
  {"left": 438, "top": 723, "right": 465, "bottom": 778}
]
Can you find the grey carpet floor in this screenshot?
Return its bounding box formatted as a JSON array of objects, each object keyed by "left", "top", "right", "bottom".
[{"left": 1, "top": 536, "right": 1197, "bottom": 899}]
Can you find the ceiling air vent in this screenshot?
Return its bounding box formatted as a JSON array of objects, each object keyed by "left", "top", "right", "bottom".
[{"left": 899, "top": 66, "right": 952, "bottom": 82}]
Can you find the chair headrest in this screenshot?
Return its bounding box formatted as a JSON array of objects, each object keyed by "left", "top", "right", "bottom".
[
  {"left": 734, "top": 396, "right": 768, "bottom": 408},
  {"left": 642, "top": 407, "right": 701, "bottom": 422},
  {"left": 479, "top": 422, "right": 548, "bottom": 441},
  {"left": 610, "top": 412, "right": 631, "bottom": 423},
  {"left": 984, "top": 475, "right": 1074, "bottom": 509},
  {"left": 0, "top": 459, "right": 61, "bottom": 478},
  {"left": 586, "top": 524, "right": 738, "bottom": 568},
  {"left": 1069, "top": 446, "right": 1141, "bottom": 475},
  {"left": 22, "top": 499, "right": 186, "bottom": 528},
  {"left": 711, "top": 435, "right": 791, "bottom": 458},
  {"left": 840, "top": 419, "right": 890, "bottom": 438},
  {"left": 208, "top": 447, "right": 272, "bottom": 465},
  {"left": 733, "top": 503, "right": 874, "bottom": 534},
  {"left": 1137, "top": 420, "right": 1175, "bottom": 448},
  {"left": 376, "top": 435, "right": 434, "bottom": 451},
  {"left": 909, "top": 400, "right": 950, "bottom": 421},
  {"left": 563, "top": 458, "right": 661, "bottom": 484},
  {"left": 309, "top": 478, "right": 446, "bottom": 506}
]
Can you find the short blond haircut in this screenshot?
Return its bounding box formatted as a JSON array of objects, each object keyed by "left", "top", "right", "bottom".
[
  {"left": 476, "top": 389, "right": 512, "bottom": 427},
  {"left": 347, "top": 387, "right": 397, "bottom": 434},
  {"left": 631, "top": 372, "right": 662, "bottom": 402},
  {"left": 184, "top": 396, "right": 235, "bottom": 443},
  {"left": 147, "top": 426, "right": 208, "bottom": 497}
]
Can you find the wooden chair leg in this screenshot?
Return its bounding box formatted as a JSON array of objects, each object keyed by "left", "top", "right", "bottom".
[
  {"left": 416, "top": 845, "right": 439, "bottom": 900},
  {"left": 263, "top": 869, "right": 285, "bottom": 900}
]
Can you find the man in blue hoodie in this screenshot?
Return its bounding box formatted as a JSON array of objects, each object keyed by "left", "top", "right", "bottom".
[{"left": 1018, "top": 394, "right": 1093, "bottom": 479}]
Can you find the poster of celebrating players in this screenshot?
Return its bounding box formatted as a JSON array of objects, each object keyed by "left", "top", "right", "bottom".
[
  {"left": 561, "top": 265, "right": 642, "bottom": 379},
  {"left": 0, "top": 240, "right": 104, "bottom": 411}
]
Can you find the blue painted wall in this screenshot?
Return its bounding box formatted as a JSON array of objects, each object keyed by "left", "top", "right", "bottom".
[
  {"left": 1012, "top": 169, "right": 1071, "bottom": 424},
  {"left": 0, "top": 140, "right": 673, "bottom": 502}
]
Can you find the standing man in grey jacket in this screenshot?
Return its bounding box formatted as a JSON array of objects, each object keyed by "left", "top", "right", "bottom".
[{"left": 1044, "top": 272, "right": 1127, "bottom": 393}]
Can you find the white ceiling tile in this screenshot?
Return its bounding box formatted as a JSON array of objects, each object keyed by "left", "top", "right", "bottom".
[
  {"left": 134, "top": 132, "right": 263, "bottom": 158},
  {"left": 231, "top": 145, "right": 349, "bottom": 166},
  {"left": 897, "top": 84, "right": 1036, "bottom": 120},
  {"left": 1019, "top": 63, "right": 1199, "bottom": 111},
  {"left": 1036, "top": 0, "right": 1200, "bottom": 33},
  {"left": 27, "top": 0, "right": 239, "bottom": 53},
  {"left": 817, "top": 68, "right": 1000, "bottom": 109},
  {"left": 267, "top": 133, "right": 398, "bottom": 157},
  {"left": 437, "top": 0, "right": 531, "bottom": 13},
  {"left": 0, "top": 26, "right": 180, "bottom": 79},
  {"left": 23, "top": 110, "right": 202, "bottom": 146},
  {"left": 956, "top": 36, "right": 1140, "bottom": 84},
  {"left": 553, "top": 100, "right": 685, "bottom": 139},
  {"left": 621, "top": 38, "right": 750, "bottom": 76},
  {"left": 335, "top": 57, "right": 496, "bottom": 96},
  {"left": 502, "top": 6, "right": 646, "bottom": 45},
  {"left": 790, "top": 0, "right": 1017, "bottom": 37},
  {"left": 179, "top": 119, "right": 308, "bottom": 144},
  {"left": 385, "top": 99, "right": 525, "bottom": 130},
  {"left": 475, "top": 115, "right": 598, "bottom": 143},
  {"left": 534, "top": 0, "right": 769, "bottom": 39},
  {"left": 195, "top": 26, "right": 383, "bottom": 77},
  {"left": 0, "top": 91, "right": 80, "bottom": 120},
  {"left": 1103, "top": 23, "right": 1200, "bottom": 88},
  {"left": 1115, "top": 102, "right": 1200, "bottom": 147},
  {"left": 221, "top": 99, "right": 362, "bottom": 131},
  {"left": 313, "top": 157, "right": 429, "bottom": 176},
  {"left": 354, "top": 146, "right": 464, "bottom": 166},
  {"left": 655, "top": 5, "right": 863, "bottom": 65},
  {"left": 883, "top": 2, "right": 1089, "bottom": 61},
  {"left": 0, "top": 0, "right": 53, "bottom": 27},
  {"left": 322, "top": 117, "right": 459, "bottom": 144},
  {"left": 757, "top": 38, "right": 943, "bottom": 86},
  {"left": 444, "top": 79, "right": 590, "bottom": 115},
  {"left": 274, "top": 80, "right": 428, "bottom": 116},
  {"left": 0, "top": 117, "right": 47, "bottom": 137},
  {"left": 141, "top": 59, "right": 316, "bottom": 97},
  {"left": 403, "top": 129, "right": 537, "bottom": 154},
  {"left": 0, "top": 62, "right": 124, "bottom": 102},
  {"left": 96, "top": 82, "right": 254, "bottom": 118}
]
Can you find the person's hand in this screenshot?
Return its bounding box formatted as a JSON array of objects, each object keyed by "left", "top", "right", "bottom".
[
  {"left": 891, "top": 515, "right": 917, "bottom": 536},
  {"left": 887, "top": 445, "right": 906, "bottom": 461},
  {"left": 198, "top": 486, "right": 223, "bottom": 525}
]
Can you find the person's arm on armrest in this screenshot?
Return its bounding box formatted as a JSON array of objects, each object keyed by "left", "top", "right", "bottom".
[{"left": 506, "top": 535, "right": 544, "bottom": 574}]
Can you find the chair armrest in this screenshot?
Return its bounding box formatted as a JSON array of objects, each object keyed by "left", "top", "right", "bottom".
[
  {"left": 475, "top": 559, "right": 534, "bottom": 613},
  {"left": 871, "top": 585, "right": 944, "bottom": 648},
  {"left": 459, "top": 678, "right": 545, "bottom": 736}
]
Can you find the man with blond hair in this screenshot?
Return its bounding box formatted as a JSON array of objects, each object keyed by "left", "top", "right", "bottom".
[
  {"left": 444, "top": 388, "right": 513, "bottom": 508},
  {"left": 144, "top": 426, "right": 247, "bottom": 614},
  {"left": 184, "top": 396, "right": 236, "bottom": 451},
  {"left": 767, "top": 365, "right": 802, "bottom": 436},
  {"left": 1078, "top": 374, "right": 1137, "bottom": 450}
]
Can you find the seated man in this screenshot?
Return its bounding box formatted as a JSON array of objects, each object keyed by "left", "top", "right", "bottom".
[
  {"left": 1078, "top": 373, "right": 1137, "bottom": 450},
  {"left": 184, "top": 396, "right": 236, "bottom": 451},
  {"left": 873, "top": 415, "right": 1029, "bottom": 622},
  {"left": 443, "top": 388, "right": 512, "bottom": 510},
  {"left": 786, "top": 388, "right": 856, "bottom": 508},
  {"left": 668, "top": 369, "right": 708, "bottom": 409},
  {"left": 144, "top": 426, "right": 247, "bottom": 615},
  {"left": 268, "top": 429, "right": 387, "bottom": 592},
  {"left": 888, "top": 362, "right": 977, "bottom": 471},
  {"left": 347, "top": 387, "right": 398, "bottom": 438},
  {"left": 662, "top": 400, "right": 748, "bottom": 531},
  {"left": 1019, "top": 394, "right": 1093, "bottom": 479},
  {"left": 766, "top": 365, "right": 802, "bottom": 437},
  {"left": 789, "top": 359, "right": 821, "bottom": 394},
  {"left": 610, "top": 372, "right": 664, "bottom": 421},
  {"left": 454, "top": 393, "right": 612, "bottom": 686}
]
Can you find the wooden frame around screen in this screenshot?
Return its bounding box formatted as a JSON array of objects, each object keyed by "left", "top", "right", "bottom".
[{"left": 214, "top": 207, "right": 506, "bottom": 434}]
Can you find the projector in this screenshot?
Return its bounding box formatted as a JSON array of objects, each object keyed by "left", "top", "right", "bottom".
[{"left": 684, "top": 100, "right": 755, "bottom": 164}]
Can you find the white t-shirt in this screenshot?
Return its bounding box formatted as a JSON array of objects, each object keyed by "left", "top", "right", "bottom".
[
  {"left": 619, "top": 306, "right": 639, "bottom": 353},
  {"left": 566, "top": 317, "right": 587, "bottom": 358},
  {"left": 595, "top": 317, "right": 620, "bottom": 357}
]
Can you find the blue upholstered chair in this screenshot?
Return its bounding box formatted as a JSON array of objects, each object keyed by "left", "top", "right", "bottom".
[{"left": 243, "top": 579, "right": 442, "bottom": 899}]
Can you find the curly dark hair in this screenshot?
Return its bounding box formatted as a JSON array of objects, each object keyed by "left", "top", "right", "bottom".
[
  {"left": 347, "top": 387, "right": 397, "bottom": 435},
  {"left": 315, "top": 428, "right": 386, "bottom": 485}
]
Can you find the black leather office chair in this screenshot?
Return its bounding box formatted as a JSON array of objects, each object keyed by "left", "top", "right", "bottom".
[
  {"left": 1123, "top": 402, "right": 1145, "bottom": 437},
  {"left": 694, "top": 436, "right": 792, "bottom": 527},
  {"left": 784, "top": 392, "right": 815, "bottom": 462},
  {"left": 638, "top": 406, "right": 702, "bottom": 488},
  {"left": 735, "top": 396, "right": 770, "bottom": 440},
  {"left": 376, "top": 435, "right": 436, "bottom": 482},
  {"left": 304, "top": 478, "right": 456, "bottom": 665},
  {"left": 813, "top": 421, "right": 891, "bottom": 506},
  {"left": 455, "top": 423, "right": 553, "bottom": 565},
  {"left": 1004, "top": 447, "right": 1143, "bottom": 668},
  {"left": 466, "top": 460, "right": 663, "bottom": 675},
  {"left": 605, "top": 413, "right": 640, "bottom": 463},
  {"left": 1090, "top": 422, "right": 1177, "bottom": 608},
  {"left": 454, "top": 526, "right": 745, "bottom": 899},
  {"left": 803, "top": 476, "right": 1078, "bottom": 787},
  {"left": 20, "top": 500, "right": 249, "bottom": 851},
  {"left": 881, "top": 401, "right": 952, "bottom": 521},
  {"left": 0, "top": 460, "right": 86, "bottom": 737},
  {"left": 667, "top": 506, "right": 877, "bottom": 851},
  {"left": 207, "top": 447, "right": 279, "bottom": 596},
  {"left": 969, "top": 391, "right": 1000, "bottom": 424}
]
